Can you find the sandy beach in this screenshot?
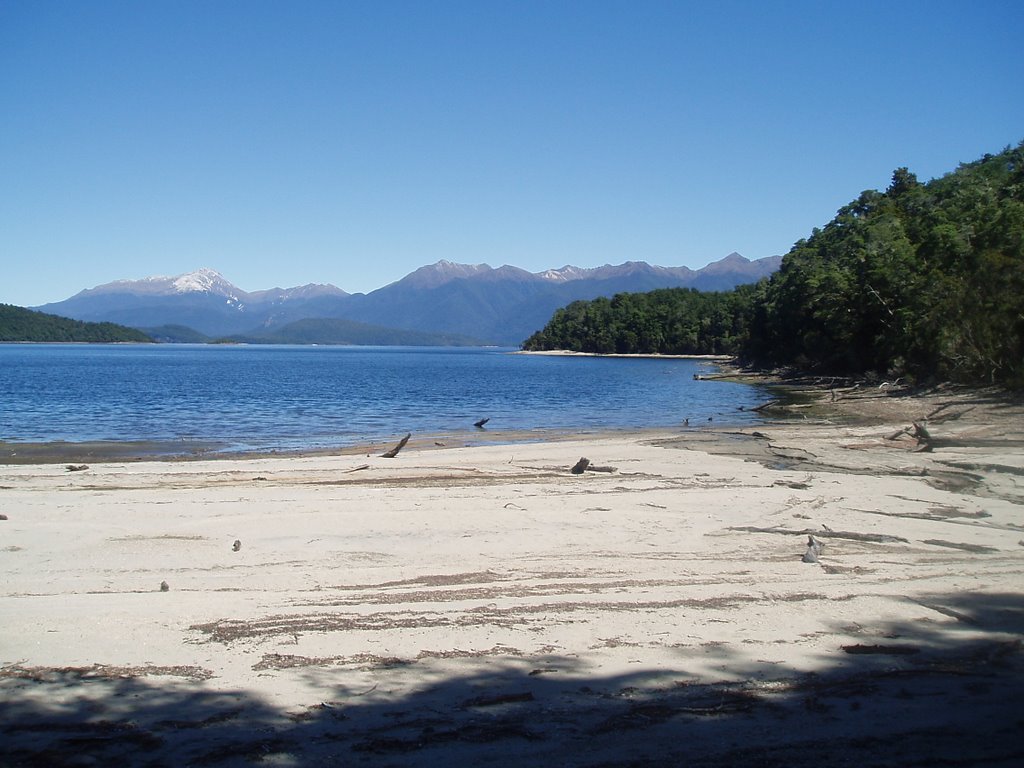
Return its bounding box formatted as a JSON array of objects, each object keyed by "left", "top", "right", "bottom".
[{"left": 2, "top": 384, "right": 1022, "bottom": 766}]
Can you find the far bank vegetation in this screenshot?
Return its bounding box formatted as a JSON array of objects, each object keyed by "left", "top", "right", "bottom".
[{"left": 0, "top": 304, "right": 153, "bottom": 344}]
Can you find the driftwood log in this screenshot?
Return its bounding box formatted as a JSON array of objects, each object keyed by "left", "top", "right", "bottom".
[
  {"left": 885, "top": 420, "right": 934, "bottom": 452},
  {"left": 474, "top": 418, "right": 490, "bottom": 428},
  {"left": 381, "top": 433, "right": 411, "bottom": 459},
  {"left": 730, "top": 526, "right": 908, "bottom": 544},
  {"left": 570, "top": 457, "right": 617, "bottom": 474}
]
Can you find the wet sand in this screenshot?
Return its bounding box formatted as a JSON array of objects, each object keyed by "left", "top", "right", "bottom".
[{"left": 1, "top": 384, "right": 1022, "bottom": 766}]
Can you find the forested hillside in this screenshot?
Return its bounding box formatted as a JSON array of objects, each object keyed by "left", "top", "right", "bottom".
[
  {"left": 0, "top": 304, "right": 153, "bottom": 343},
  {"left": 522, "top": 286, "right": 758, "bottom": 356},
  {"left": 524, "top": 142, "right": 1024, "bottom": 386}
]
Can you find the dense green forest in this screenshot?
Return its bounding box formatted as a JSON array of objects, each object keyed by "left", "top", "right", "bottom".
[
  {"left": 522, "top": 286, "right": 758, "bottom": 356},
  {"left": 0, "top": 304, "right": 153, "bottom": 343},
  {"left": 524, "top": 142, "right": 1024, "bottom": 386}
]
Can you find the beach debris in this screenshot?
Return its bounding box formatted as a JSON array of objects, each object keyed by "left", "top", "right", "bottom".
[
  {"left": 460, "top": 691, "right": 534, "bottom": 708},
  {"left": 921, "top": 539, "right": 998, "bottom": 554},
  {"left": 802, "top": 535, "right": 825, "bottom": 563},
  {"left": 160, "top": 581, "right": 170, "bottom": 592},
  {"left": 570, "top": 457, "right": 591, "bottom": 474},
  {"left": 925, "top": 403, "right": 977, "bottom": 424},
  {"left": 65, "top": 464, "right": 89, "bottom": 472},
  {"left": 885, "top": 419, "right": 936, "bottom": 451},
  {"left": 732, "top": 525, "right": 907, "bottom": 544},
  {"left": 344, "top": 464, "right": 371, "bottom": 473},
  {"left": 381, "top": 433, "right": 411, "bottom": 458},
  {"left": 842, "top": 644, "right": 920, "bottom": 656},
  {"left": 773, "top": 479, "right": 811, "bottom": 489},
  {"left": 569, "top": 457, "right": 617, "bottom": 474},
  {"left": 232, "top": 539, "right": 242, "bottom": 552},
  {"left": 474, "top": 417, "right": 490, "bottom": 428},
  {"left": 0, "top": 514, "right": 7, "bottom": 520}
]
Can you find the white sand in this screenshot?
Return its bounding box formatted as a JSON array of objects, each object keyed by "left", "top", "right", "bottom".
[{"left": 2, "top": 398, "right": 1023, "bottom": 765}]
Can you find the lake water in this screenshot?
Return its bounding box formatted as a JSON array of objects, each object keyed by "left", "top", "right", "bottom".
[{"left": 0, "top": 344, "right": 774, "bottom": 455}]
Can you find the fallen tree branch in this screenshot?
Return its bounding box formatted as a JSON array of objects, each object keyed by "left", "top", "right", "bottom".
[
  {"left": 928, "top": 405, "right": 976, "bottom": 424},
  {"left": 729, "top": 526, "right": 908, "bottom": 544},
  {"left": 381, "top": 434, "right": 411, "bottom": 459}
]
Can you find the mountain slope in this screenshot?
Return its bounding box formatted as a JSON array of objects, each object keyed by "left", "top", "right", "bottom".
[
  {"left": 38, "top": 270, "right": 350, "bottom": 336},
  {"left": 35, "top": 254, "right": 780, "bottom": 345},
  {"left": 336, "top": 254, "right": 780, "bottom": 343},
  {"left": 229, "top": 318, "right": 483, "bottom": 346}
]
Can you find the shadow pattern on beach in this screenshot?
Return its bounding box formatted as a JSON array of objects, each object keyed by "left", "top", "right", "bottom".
[{"left": 3, "top": 591, "right": 1023, "bottom": 767}]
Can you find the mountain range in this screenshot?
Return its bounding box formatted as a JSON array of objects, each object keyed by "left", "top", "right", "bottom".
[{"left": 35, "top": 253, "right": 781, "bottom": 345}]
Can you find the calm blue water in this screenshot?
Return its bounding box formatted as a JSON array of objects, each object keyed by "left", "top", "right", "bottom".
[{"left": 0, "top": 344, "right": 773, "bottom": 454}]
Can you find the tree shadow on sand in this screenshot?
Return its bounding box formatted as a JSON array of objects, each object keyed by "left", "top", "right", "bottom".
[{"left": 3, "top": 591, "right": 1022, "bottom": 767}]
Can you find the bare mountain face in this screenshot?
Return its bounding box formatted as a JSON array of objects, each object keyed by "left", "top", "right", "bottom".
[{"left": 35, "top": 254, "right": 781, "bottom": 344}]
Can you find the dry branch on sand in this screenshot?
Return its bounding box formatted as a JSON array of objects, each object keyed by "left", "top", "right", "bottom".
[{"left": 381, "top": 433, "right": 411, "bottom": 458}]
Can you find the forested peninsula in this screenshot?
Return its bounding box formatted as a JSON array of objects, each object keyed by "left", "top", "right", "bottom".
[
  {"left": 0, "top": 304, "right": 153, "bottom": 343},
  {"left": 523, "top": 142, "right": 1024, "bottom": 387}
]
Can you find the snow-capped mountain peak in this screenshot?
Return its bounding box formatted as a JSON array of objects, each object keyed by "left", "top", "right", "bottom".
[
  {"left": 537, "top": 266, "right": 587, "bottom": 282},
  {"left": 98, "top": 268, "right": 242, "bottom": 299},
  {"left": 171, "top": 268, "right": 237, "bottom": 296}
]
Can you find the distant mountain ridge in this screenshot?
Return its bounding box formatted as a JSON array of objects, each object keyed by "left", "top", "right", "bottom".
[{"left": 36, "top": 253, "right": 781, "bottom": 345}]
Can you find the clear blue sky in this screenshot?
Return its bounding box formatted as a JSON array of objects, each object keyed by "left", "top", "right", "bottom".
[{"left": 2, "top": 0, "right": 1022, "bottom": 305}]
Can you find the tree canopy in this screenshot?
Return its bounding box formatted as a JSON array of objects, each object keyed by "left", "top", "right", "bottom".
[
  {"left": 0, "top": 304, "right": 153, "bottom": 343},
  {"left": 523, "top": 286, "right": 757, "bottom": 356},
  {"left": 523, "top": 141, "right": 1024, "bottom": 387}
]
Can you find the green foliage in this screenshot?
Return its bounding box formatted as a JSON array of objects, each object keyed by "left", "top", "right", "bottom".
[
  {"left": 748, "top": 141, "right": 1024, "bottom": 385},
  {"left": 525, "top": 141, "right": 1024, "bottom": 387},
  {"left": 522, "top": 286, "right": 760, "bottom": 356},
  {"left": 0, "top": 304, "right": 153, "bottom": 343}
]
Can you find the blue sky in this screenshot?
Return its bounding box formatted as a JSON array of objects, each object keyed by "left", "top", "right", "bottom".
[{"left": 2, "top": 0, "right": 1022, "bottom": 305}]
